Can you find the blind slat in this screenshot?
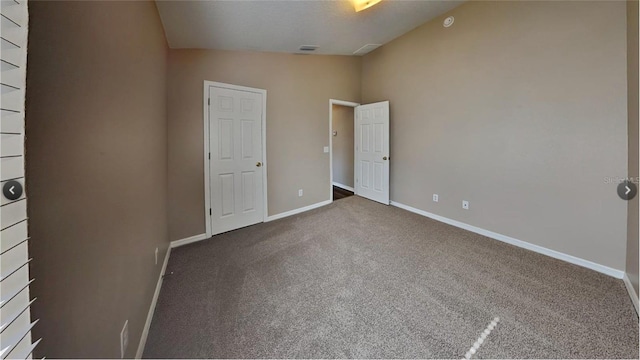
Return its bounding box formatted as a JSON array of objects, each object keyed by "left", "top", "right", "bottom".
[
  {"left": 0, "top": 320, "right": 39, "bottom": 360},
  {"left": 0, "top": 298, "right": 36, "bottom": 333},
  {"left": 0, "top": 258, "right": 31, "bottom": 282},
  {"left": 0, "top": 279, "right": 33, "bottom": 308},
  {"left": 0, "top": 200, "right": 27, "bottom": 229},
  {"left": 16, "top": 338, "right": 41, "bottom": 360},
  {"left": 0, "top": 13, "right": 21, "bottom": 27},
  {"left": 0, "top": 237, "right": 28, "bottom": 255}
]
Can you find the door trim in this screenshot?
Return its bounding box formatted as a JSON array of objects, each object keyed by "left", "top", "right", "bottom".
[
  {"left": 203, "top": 81, "right": 268, "bottom": 238},
  {"left": 329, "top": 99, "right": 360, "bottom": 202}
]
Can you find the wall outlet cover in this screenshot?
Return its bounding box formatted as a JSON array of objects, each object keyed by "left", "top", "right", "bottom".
[
  {"left": 298, "top": 189, "right": 303, "bottom": 197},
  {"left": 433, "top": 194, "right": 439, "bottom": 202},
  {"left": 462, "top": 200, "right": 469, "bottom": 210}
]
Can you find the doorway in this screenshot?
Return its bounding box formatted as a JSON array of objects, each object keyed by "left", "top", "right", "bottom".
[
  {"left": 329, "top": 100, "right": 359, "bottom": 201},
  {"left": 329, "top": 99, "right": 391, "bottom": 205},
  {"left": 204, "top": 81, "right": 268, "bottom": 237},
  {"left": 331, "top": 102, "right": 356, "bottom": 200}
]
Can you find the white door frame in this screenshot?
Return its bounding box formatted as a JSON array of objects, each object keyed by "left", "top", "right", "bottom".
[
  {"left": 203, "top": 81, "right": 268, "bottom": 238},
  {"left": 329, "top": 99, "right": 360, "bottom": 202}
]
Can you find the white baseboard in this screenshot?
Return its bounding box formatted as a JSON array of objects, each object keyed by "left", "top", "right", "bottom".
[
  {"left": 175, "top": 201, "right": 333, "bottom": 245},
  {"left": 135, "top": 246, "right": 171, "bottom": 359},
  {"left": 172, "top": 201, "right": 333, "bottom": 248},
  {"left": 390, "top": 201, "right": 625, "bottom": 279},
  {"left": 266, "top": 200, "right": 332, "bottom": 222},
  {"left": 332, "top": 182, "right": 355, "bottom": 192},
  {"left": 623, "top": 273, "right": 639, "bottom": 315},
  {"left": 170, "top": 233, "right": 208, "bottom": 248}
]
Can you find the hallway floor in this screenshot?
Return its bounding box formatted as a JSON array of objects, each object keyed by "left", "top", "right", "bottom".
[{"left": 333, "top": 186, "right": 354, "bottom": 200}]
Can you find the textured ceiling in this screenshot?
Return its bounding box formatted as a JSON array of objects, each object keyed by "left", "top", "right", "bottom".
[{"left": 155, "top": 0, "right": 464, "bottom": 55}]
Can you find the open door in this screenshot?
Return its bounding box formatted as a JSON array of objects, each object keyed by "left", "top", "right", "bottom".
[
  {"left": 207, "top": 83, "right": 266, "bottom": 235},
  {"left": 355, "top": 101, "right": 389, "bottom": 205}
]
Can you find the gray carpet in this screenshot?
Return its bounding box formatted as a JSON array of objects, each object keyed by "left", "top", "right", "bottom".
[{"left": 143, "top": 196, "right": 639, "bottom": 359}]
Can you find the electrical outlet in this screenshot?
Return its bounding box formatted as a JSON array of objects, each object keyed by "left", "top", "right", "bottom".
[
  {"left": 155, "top": 247, "right": 158, "bottom": 265},
  {"left": 298, "top": 189, "right": 303, "bottom": 197},
  {"left": 120, "top": 320, "right": 129, "bottom": 358},
  {"left": 323, "top": 146, "right": 329, "bottom": 153},
  {"left": 433, "top": 194, "right": 439, "bottom": 202},
  {"left": 462, "top": 200, "right": 469, "bottom": 210}
]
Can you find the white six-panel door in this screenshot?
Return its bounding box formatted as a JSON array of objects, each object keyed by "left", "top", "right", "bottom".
[
  {"left": 355, "top": 101, "right": 390, "bottom": 205},
  {"left": 209, "top": 85, "right": 264, "bottom": 235}
]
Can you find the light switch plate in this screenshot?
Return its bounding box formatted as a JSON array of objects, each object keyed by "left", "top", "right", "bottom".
[{"left": 323, "top": 146, "right": 329, "bottom": 153}]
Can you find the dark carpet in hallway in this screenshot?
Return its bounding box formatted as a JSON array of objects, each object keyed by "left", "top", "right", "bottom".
[
  {"left": 333, "top": 186, "right": 354, "bottom": 200},
  {"left": 143, "top": 196, "right": 639, "bottom": 359}
]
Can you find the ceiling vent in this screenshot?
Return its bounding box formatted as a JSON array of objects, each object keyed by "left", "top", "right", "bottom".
[
  {"left": 353, "top": 44, "right": 382, "bottom": 56},
  {"left": 298, "top": 45, "right": 319, "bottom": 52}
]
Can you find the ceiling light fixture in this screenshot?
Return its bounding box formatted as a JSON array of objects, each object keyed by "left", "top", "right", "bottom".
[{"left": 354, "top": 0, "right": 382, "bottom": 12}]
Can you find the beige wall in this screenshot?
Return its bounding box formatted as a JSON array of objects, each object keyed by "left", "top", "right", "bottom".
[
  {"left": 332, "top": 105, "right": 355, "bottom": 188},
  {"left": 362, "top": 1, "right": 628, "bottom": 270},
  {"left": 627, "top": 0, "right": 639, "bottom": 296},
  {"left": 168, "top": 50, "right": 361, "bottom": 241},
  {"left": 26, "top": 1, "right": 169, "bottom": 358}
]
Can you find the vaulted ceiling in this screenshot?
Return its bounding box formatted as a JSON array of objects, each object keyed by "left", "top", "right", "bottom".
[{"left": 155, "top": 0, "right": 463, "bottom": 56}]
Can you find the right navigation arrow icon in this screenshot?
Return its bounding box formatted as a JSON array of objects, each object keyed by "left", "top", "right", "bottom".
[{"left": 618, "top": 181, "right": 637, "bottom": 200}]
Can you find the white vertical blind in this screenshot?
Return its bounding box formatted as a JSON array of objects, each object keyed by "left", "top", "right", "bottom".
[{"left": 0, "top": 1, "right": 39, "bottom": 359}]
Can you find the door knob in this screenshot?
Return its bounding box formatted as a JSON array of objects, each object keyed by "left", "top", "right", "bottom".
[
  {"left": 383, "top": 156, "right": 388, "bottom": 160},
  {"left": 256, "top": 162, "right": 262, "bottom": 167}
]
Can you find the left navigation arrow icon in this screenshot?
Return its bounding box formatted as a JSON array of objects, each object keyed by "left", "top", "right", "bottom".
[{"left": 2, "top": 181, "right": 22, "bottom": 201}]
